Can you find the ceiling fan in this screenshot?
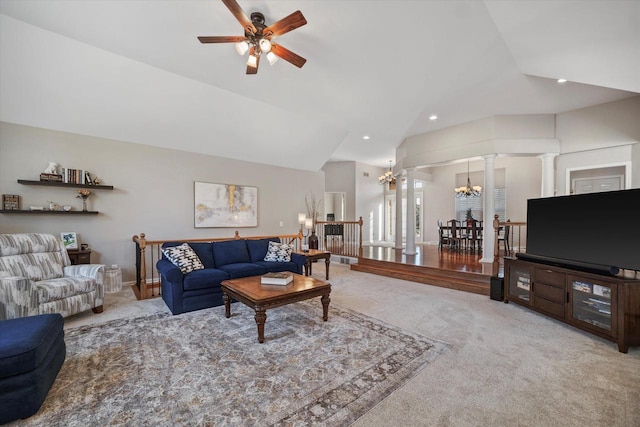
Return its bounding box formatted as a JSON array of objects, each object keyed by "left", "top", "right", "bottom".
[{"left": 198, "top": 0, "right": 307, "bottom": 75}]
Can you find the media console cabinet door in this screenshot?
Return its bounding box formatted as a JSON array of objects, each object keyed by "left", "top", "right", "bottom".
[
  {"left": 505, "top": 261, "right": 532, "bottom": 305},
  {"left": 567, "top": 275, "right": 617, "bottom": 339}
]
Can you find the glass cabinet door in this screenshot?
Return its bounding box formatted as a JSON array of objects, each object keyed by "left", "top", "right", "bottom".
[
  {"left": 508, "top": 264, "right": 532, "bottom": 303},
  {"left": 569, "top": 276, "right": 616, "bottom": 336}
]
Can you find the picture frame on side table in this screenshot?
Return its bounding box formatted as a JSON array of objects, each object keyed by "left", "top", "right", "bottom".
[
  {"left": 61, "top": 232, "right": 78, "bottom": 249},
  {"left": 194, "top": 181, "right": 258, "bottom": 228}
]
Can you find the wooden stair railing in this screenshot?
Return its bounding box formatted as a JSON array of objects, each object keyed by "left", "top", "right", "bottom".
[
  {"left": 492, "top": 214, "right": 527, "bottom": 277},
  {"left": 132, "top": 231, "right": 303, "bottom": 300},
  {"left": 314, "top": 216, "right": 364, "bottom": 258}
]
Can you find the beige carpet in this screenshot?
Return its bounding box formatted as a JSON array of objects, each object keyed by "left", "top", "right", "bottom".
[{"left": 62, "top": 263, "right": 640, "bottom": 426}]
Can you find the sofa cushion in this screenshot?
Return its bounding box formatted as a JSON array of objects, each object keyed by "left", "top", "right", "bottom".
[
  {"left": 187, "top": 242, "right": 215, "bottom": 269},
  {"left": 213, "top": 240, "right": 250, "bottom": 266},
  {"left": 0, "top": 313, "right": 64, "bottom": 379},
  {"left": 0, "top": 252, "right": 66, "bottom": 281},
  {"left": 161, "top": 243, "right": 205, "bottom": 274},
  {"left": 36, "top": 277, "right": 97, "bottom": 303},
  {"left": 218, "top": 263, "right": 267, "bottom": 279},
  {"left": 0, "top": 233, "right": 63, "bottom": 256},
  {"left": 256, "top": 260, "right": 299, "bottom": 273},
  {"left": 263, "top": 241, "right": 293, "bottom": 262},
  {"left": 182, "top": 268, "right": 229, "bottom": 291},
  {"left": 246, "top": 238, "right": 279, "bottom": 262}
]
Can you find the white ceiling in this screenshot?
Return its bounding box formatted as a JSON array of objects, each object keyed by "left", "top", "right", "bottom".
[{"left": 0, "top": 1, "right": 638, "bottom": 172}]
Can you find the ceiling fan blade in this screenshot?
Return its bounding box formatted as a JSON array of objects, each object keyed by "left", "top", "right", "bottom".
[
  {"left": 246, "top": 46, "right": 259, "bottom": 74},
  {"left": 264, "top": 10, "right": 307, "bottom": 38},
  {"left": 222, "top": 0, "right": 257, "bottom": 34},
  {"left": 197, "top": 36, "right": 247, "bottom": 43},
  {"left": 271, "top": 44, "right": 307, "bottom": 68}
]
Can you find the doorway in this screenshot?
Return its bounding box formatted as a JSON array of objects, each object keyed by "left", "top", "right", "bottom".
[{"left": 384, "top": 192, "right": 423, "bottom": 243}]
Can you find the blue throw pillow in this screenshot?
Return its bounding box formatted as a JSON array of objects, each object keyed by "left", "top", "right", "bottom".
[
  {"left": 213, "top": 239, "right": 250, "bottom": 266},
  {"left": 246, "top": 237, "right": 280, "bottom": 262}
]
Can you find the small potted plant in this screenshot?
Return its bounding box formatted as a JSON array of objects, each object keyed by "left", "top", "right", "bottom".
[
  {"left": 466, "top": 208, "right": 474, "bottom": 227},
  {"left": 76, "top": 189, "right": 92, "bottom": 211}
]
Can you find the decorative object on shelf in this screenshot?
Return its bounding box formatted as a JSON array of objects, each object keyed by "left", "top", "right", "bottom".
[
  {"left": 48, "top": 201, "right": 58, "bottom": 211},
  {"left": 76, "top": 189, "right": 92, "bottom": 211},
  {"left": 92, "top": 177, "right": 101, "bottom": 185},
  {"left": 60, "top": 232, "right": 78, "bottom": 249},
  {"left": 194, "top": 181, "right": 257, "bottom": 228},
  {"left": 62, "top": 205, "right": 72, "bottom": 211},
  {"left": 30, "top": 206, "right": 44, "bottom": 211},
  {"left": 2, "top": 194, "right": 19, "bottom": 210},
  {"left": 455, "top": 161, "right": 482, "bottom": 198},
  {"left": 379, "top": 160, "right": 396, "bottom": 189},
  {"left": 43, "top": 162, "right": 59, "bottom": 174}
]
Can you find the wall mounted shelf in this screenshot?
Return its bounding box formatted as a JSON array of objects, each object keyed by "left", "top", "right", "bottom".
[
  {"left": 17, "top": 179, "right": 114, "bottom": 190},
  {"left": 0, "top": 210, "right": 99, "bottom": 215}
]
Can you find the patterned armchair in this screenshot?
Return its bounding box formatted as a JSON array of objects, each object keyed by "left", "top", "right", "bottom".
[{"left": 0, "top": 233, "right": 105, "bottom": 320}]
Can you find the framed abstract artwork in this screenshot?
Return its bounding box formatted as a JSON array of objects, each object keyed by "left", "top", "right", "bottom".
[{"left": 194, "top": 182, "right": 258, "bottom": 228}]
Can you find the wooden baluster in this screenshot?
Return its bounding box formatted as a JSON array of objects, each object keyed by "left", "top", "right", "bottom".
[{"left": 492, "top": 215, "right": 500, "bottom": 277}]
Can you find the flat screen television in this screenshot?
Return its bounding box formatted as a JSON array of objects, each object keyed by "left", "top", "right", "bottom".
[{"left": 521, "top": 188, "right": 640, "bottom": 275}]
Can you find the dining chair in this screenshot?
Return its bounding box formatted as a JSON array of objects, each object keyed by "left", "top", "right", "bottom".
[
  {"left": 447, "top": 219, "right": 466, "bottom": 251},
  {"left": 438, "top": 219, "right": 450, "bottom": 250},
  {"left": 467, "top": 219, "right": 482, "bottom": 252}
]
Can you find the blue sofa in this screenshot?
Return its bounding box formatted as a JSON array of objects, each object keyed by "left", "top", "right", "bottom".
[{"left": 157, "top": 238, "right": 305, "bottom": 315}]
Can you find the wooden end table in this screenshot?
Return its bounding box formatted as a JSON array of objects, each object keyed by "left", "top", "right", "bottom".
[
  {"left": 221, "top": 273, "right": 331, "bottom": 343},
  {"left": 294, "top": 249, "right": 331, "bottom": 279}
]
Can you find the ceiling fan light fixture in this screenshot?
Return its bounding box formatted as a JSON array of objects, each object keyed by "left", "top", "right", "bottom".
[
  {"left": 235, "top": 41, "right": 249, "bottom": 55},
  {"left": 259, "top": 38, "right": 272, "bottom": 53},
  {"left": 247, "top": 54, "right": 258, "bottom": 68},
  {"left": 266, "top": 51, "right": 279, "bottom": 65}
]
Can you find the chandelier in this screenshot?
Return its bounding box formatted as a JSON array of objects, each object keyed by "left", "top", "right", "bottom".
[
  {"left": 379, "top": 161, "right": 396, "bottom": 185},
  {"left": 455, "top": 161, "right": 482, "bottom": 198}
]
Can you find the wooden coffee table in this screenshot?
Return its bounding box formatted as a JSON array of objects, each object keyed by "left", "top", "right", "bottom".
[{"left": 221, "top": 273, "right": 331, "bottom": 343}]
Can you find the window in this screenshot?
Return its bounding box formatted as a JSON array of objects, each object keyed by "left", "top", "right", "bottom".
[{"left": 455, "top": 188, "right": 506, "bottom": 222}]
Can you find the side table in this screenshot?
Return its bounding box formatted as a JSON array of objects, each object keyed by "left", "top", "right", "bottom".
[
  {"left": 294, "top": 249, "right": 331, "bottom": 280},
  {"left": 67, "top": 249, "right": 91, "bottom": 265},
  {"left": 104, "top": 266, "right": 123, "bottom": 293}
]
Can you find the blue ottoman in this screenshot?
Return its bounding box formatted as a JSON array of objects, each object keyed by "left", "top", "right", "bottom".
[{"left": 0, "top": 314, "right": 66, "bottom": 424}]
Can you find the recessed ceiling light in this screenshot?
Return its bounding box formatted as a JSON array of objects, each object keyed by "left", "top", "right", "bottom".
[
  {"left": 429, "top": 114, "right": 438, "bottom": 121},
  {"left": 557, "top": 78, "right": 567, "bottom": 83},
  {"left": 362, "top": 135, "right": 370, "bottom": 140}
]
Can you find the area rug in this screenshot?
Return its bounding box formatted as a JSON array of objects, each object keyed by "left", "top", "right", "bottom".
[{"left": 11, "top": 301, "right": 449, "bottom": 427}]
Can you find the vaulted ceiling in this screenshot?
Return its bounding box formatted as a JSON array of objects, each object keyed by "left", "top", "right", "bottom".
[{"left": 1, "top": 1, "right": 638, "bottom": 172}]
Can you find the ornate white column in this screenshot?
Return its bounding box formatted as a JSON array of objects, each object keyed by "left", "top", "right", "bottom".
[
  {"left": 404, "top": 167, "right": 416, "bottom": 255},
  {"left": 539, "top": 153, "right": 558, "bottom": 197},
  {"left": 480, "top": 155, "right": 496, "bottom": 263},
  {"left": 394, "top": 171, "right": 404, "bottom": 249}
]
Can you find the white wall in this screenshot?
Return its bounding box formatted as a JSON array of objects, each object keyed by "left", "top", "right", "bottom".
[
  {"left": 555, "top": 95, "right": 640, "bottom": 195},
  {"left": 0, "top": 122, "right": 324, "bottom": 281}
]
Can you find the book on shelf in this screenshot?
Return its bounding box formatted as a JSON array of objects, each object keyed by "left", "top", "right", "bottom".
[
  {"left": 261, "top": 272, "right": 294, "bottom": 286},
  {"left": 61, "top": 168, "right": 93, "bottom": 185},
  {"left": 39, "top": 173, "right": 63, "bottom": 182}
]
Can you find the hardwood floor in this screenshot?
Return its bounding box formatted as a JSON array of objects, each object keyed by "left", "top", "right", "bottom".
[{"left": 351, "top": 243, "right": 504, "bottom": 296}]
